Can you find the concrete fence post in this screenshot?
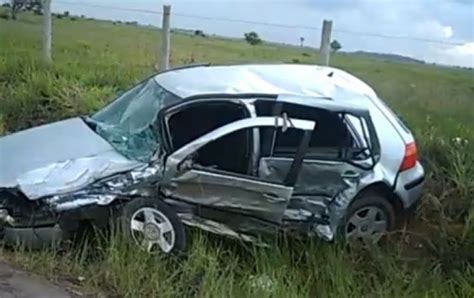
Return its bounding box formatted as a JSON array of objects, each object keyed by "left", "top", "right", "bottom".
[
  {"left": 159, "top": 5, "right": 171, "bottom": 71},
  {"left": 43, "top": 0, "right": 52, "bottom": 64},
  {"left": 319, "top": 19, "right": 332, "bottom": 66}
]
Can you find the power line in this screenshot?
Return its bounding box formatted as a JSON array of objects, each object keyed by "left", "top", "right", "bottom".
[{"left": 54, "top": 1, "right": 466, "bottom": 46}]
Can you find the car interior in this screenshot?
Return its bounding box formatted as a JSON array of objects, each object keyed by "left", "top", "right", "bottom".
[
  {"left": 165, "top": 99, "right": 362, "bottom": 180},
  {"left": 166, "top": 101, "right": 251, "bottom": 175}
]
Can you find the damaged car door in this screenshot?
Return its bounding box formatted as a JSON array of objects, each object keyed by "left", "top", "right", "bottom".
[
  {"left": 255, "top": 97, "right": 380, "bottom": 239},
  {"left": 160, "top": 116, "right": 316, "bottom": 233}
]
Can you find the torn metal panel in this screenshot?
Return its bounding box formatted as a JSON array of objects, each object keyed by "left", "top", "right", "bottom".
[
  {"left": 282, "top": 195, "right": 330, "bottom": 221},
  {"left": 259, "top": 157, "right": 367, "bottom": 240},
  {"left": 314, "top": 165, "right": 388, "bottom": 241},
  {"left": 179, "top": 213, "right": 258, "bottom": 243},
  {"left": 163, "top": 169, "right": 292, "bottom": 223},
  {"left": 44, "top": 163, "right": 162, "bottom": 211},
  {"left": 259, "top": 157, "right": 359, "bottom": 196},
  {"left": 14, "top": 152, "right": 142, "bottom": 200},
  {"left": 46, "top": 194, "right": 117, "bottom": 212}
]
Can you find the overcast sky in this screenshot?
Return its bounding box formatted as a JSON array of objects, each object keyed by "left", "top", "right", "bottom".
[{"left": 7, "top": 0, "right": 474, "bottom": 67}]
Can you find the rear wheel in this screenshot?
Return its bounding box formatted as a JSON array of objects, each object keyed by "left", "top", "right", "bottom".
[
  {"left": 341, "top": 193, "right": 395, "bottom": 243},
  {"left": 117, "top": 198, "right": 186, "bottom": 254}
]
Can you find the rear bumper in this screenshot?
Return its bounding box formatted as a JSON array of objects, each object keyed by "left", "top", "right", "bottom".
[{"left": 394, "top": 161, "right": 425, "bottom": 208}]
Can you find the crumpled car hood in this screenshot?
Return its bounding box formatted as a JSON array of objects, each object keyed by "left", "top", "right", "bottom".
[{"left": 0, "top": 117, "right": 143, "bottom": 199}]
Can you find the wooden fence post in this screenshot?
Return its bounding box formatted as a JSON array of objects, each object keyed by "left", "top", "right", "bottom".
[
  {"left": 43, "top": 0, "right": 52, "bottom": 64},
  {"left": 319, "top": 19, "right": 332, "bottom": 66},
  {"left": 159, "top": 5, "right": 171, "bottom": 71}
]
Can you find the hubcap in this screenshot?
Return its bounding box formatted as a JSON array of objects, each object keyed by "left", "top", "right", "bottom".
[
  {"left": 345, "top": 206, "right": 388, "bottom": 243},
  {"left": 130, "top": 207, "right": 175, "bottom": 253}
]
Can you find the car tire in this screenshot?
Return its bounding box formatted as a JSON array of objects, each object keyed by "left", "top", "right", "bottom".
[
  {"left": 117, "top": 197, "right": 186, "bottom": 254},
  {"left": 340, "top": 192, "right": 396, "bottom": 243}
]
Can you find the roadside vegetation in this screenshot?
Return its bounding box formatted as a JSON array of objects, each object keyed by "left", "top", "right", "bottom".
[{"left": 0, "top": 11, "right": 473, "bottom": 297}]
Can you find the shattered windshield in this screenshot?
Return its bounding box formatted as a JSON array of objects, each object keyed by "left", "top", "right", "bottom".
[{"left": 88, "top": 78, "right": 180, "bottom": 162}]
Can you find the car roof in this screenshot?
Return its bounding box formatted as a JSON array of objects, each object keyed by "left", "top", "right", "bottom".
[{"left": 154, "top": 64, "right": 378, "bottom": 103}]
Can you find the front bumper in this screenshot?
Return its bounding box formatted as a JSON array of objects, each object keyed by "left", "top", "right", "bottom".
[{"left": 3, "top": 225, "right": 63, "bottom": 249}]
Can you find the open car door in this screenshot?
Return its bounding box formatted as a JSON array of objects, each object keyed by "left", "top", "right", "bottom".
[{"left": 160, "top": 116, "right": 316, "bottom": 229}]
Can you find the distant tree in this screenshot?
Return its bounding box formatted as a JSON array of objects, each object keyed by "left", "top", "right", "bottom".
[
  {"left": 10, "top": 0, "right": 42, "bottom": 20},
  {"left": 330, "top": 39, "right": 342, "bottom": 52},
  {"left": 244, "top": 31, "right": 262, "bottom": 46},
  {"left": 63, "top": 11, "right": 70, "bottom": 17},
  {"left": 300, "top": 37, "right": 305, "bottom": 47},
  {"left": 194, "top": 30, "right": 206, "bottom": 37}
]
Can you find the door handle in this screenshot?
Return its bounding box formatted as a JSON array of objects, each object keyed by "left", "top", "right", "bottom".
[{"left": 341, "top": 171, "right": 360, "bottom": 179}]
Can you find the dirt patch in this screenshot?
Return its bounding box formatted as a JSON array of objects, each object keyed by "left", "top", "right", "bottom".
[{"left": 0, "top": 261, "right": 72, "bottom": 298}]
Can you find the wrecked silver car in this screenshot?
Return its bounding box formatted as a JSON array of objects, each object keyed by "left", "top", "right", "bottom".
[{"left": 0, "top": 64, "right": 425, "bottom": 253}]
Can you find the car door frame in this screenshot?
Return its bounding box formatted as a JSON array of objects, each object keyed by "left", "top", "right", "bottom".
[
  {"left": 255, "top": 95, "right": 380, "bottom": 168},
  {"left": 157, "top": 98, "right": 252, "bottom": 155},
  {"left": 159, "top": 116, "right": 316, "bottom": 225}
]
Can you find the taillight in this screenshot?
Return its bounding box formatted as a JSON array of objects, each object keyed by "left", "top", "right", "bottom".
[{"left": 400, "top": 142, "right": 418, "bottom": 171}]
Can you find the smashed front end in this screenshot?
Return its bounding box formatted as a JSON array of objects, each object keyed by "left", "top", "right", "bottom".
[
  {"left": 0, "top": 160, "right": 163, "bottom": 248},
  {"left": 0, "top": 77, "right": 177, "bottom": 248}
]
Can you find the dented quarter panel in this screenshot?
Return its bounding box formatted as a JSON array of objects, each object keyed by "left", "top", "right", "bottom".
[
  {"left": 315, "top": 163, "right": 389, "bottom": 240},
  {"left": 258, "top": 157, "right": 389, "bottom": 240}
]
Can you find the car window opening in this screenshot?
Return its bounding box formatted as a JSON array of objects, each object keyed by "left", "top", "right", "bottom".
[
  {"left": 257, "top": 101, "right": 355, "bottom": 160},
  {"left": 167, "top": 102, "right": 251, "bottom": 175}
]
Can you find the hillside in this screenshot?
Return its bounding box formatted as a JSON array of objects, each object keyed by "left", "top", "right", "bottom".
[{"left": 351, "top": 50, "right": 425, "bottom": 64}]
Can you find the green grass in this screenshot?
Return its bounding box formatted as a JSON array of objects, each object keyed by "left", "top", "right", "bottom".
[{"left": 1, "top": 11, "right": 473, "bottom": 297}]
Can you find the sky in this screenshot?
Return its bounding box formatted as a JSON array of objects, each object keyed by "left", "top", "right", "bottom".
[{"left": 5, "top": 0, "right": 474, "bottom": 67}]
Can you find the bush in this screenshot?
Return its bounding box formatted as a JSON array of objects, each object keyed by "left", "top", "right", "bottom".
[
  {"left": 0, "top": 12, "right": 9, "bottom": 20},
  {"left": 70, "top": 17, "right": 77, "bottom": 21},
  {"left": 55, "top": 14, "right": 63, "bottom": 19},
  {"left": 194, "top": 30, "right": 206, "bottom": 37}
]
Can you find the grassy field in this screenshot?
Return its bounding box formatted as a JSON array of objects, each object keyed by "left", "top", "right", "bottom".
[{"left": 1, "top": 11, "right": 473, "bottom": 297}]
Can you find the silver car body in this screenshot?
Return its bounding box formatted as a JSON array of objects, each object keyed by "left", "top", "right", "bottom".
[
  {"left": 155, "top": 64, "right": 424, "bottom": 210},
  {"left": 0, "top": 64, "right": 424, "bottom": 242}
]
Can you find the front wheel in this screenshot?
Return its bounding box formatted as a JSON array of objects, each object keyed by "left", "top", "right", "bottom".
[
  {"left": 340, "top": 193, "right": 395, "bottom": 243},
  {"left": 117, "top": 198, "right": 186, "bottom": 254}
]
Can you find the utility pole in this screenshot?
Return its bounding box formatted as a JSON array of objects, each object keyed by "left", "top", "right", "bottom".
[
  {"left": 159, "top": 5, "right": 171, "bottom": 71},
  {"left": 319, "top": 19, "right": 332, "bottom": 66},
  {"left": 43, "top": 0, "right": 52, "bottom": 64}
]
